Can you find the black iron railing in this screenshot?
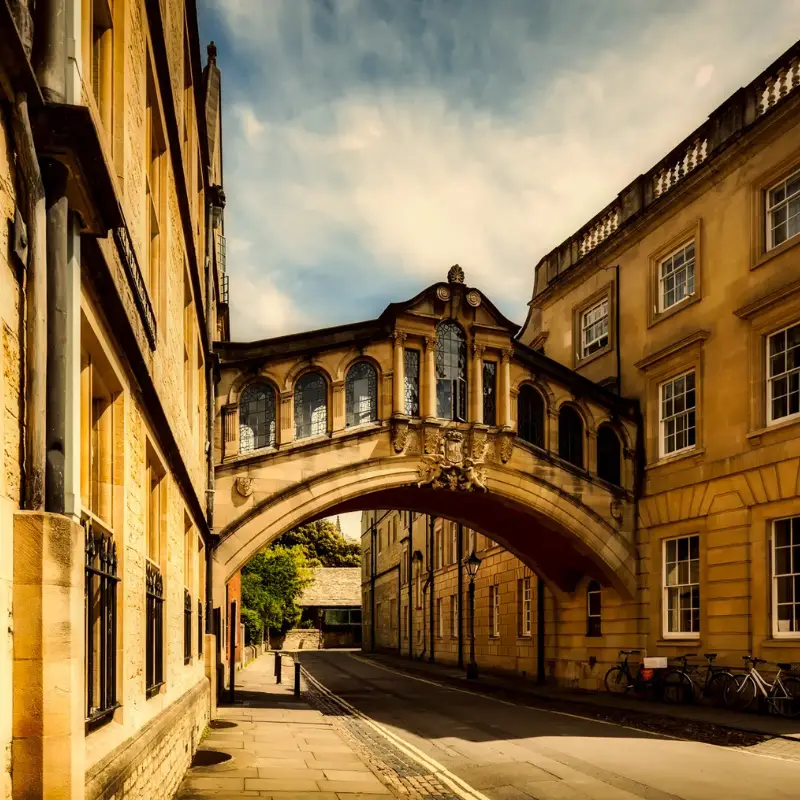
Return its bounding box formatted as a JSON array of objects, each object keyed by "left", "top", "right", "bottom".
[
  {"left": 85, "top": 520, "right": 120, "bottom": 730},
  {"left": 198, "top": 599, "right": 203, "bottom": 658},
  {"left": 184, "top": 588, "right": 192, "bottom": 664},
  {"left": 145, "top": 561, "right": 164, "bottom": 698}
]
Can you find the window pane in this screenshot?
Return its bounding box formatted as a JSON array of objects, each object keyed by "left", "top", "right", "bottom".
[
  {"left": 404, "top": 349, "right": 420, "bottom": 416},
  {"left": 346, "top": 362, "right": 377, "bottom": 427}
]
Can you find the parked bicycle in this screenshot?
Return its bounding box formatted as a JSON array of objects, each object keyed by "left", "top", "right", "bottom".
[
  {"left": 723, "top": 656, "right": 800, "bottom": 717},
  {"left": 604, "top": 650, "right": 665, "bottom": 699},
  {"left": 661, "top": 652, "right": 733, "bottom": 706}
]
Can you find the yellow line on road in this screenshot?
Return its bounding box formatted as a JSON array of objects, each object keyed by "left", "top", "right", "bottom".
[{"left": 300, "top": 665, "right": 493, "bottom": 800}]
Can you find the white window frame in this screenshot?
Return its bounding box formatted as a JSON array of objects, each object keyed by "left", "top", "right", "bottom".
[
  {"left": 489, "top": 583, "right": 500, "bottom": 638},
  {"left": 659, "top": 370, "right": 697, "bottom": 459},
  {"left": 662, "top": 534, "right": 700, "bottom": 639},
  {"left": 521, "top": 577, "right": 532, "bottom": 637},
  {"left": 767, "top": 168, "right": 800, "bottom": 251},
  {"left": 772, "top": 516, "right": 800, "bottom": 639},
  {"left": 580, "top": 298, "right": 609, "bottom": 359},
  {"left": 767, "top": 321, "right": 800, "bottom": 426},
  {"left": 658, "top": 241, "right": 696, "bottom": 312}
]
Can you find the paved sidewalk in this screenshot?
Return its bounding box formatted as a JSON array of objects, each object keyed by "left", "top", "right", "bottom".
[
  {"left": 177, "top": 654, "right": 393, "bottom": 799},
  {"left": 361, "top": 651, "right": 800, "bottom": 742}
]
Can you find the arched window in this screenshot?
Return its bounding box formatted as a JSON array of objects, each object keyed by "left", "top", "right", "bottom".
[
  {"left": 345, "top": 362, "right": 378, "bottom": 427},
  {"left": 518, "top": 385, "right": 545, "bottom": 448},
  {"left": 436, "top": 321, "right": 467, "bottom": 421},
  {"left": 239, "top": 383, "right": 276, "bottom": 452},
  {"left": 294, "top": 372, "right": 327, "bottom": 439},
  {"left": 558, "top": 405, "right": 584, "bottom": 467},
  {"left": 597, "top": 424, "right": 622, "bottom": 486},
  {"left": 587, "top": 580, "right": 601, "bottom": 637}
]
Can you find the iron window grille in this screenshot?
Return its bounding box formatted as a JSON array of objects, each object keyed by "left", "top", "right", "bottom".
[
  {"left": 85, "top": 520, "right": 120, "bottom": 730},
  {"left": 184, "top": 588, "right": 192, "bottom": 665},
  {"left": 586, "top": 580, "right": 602, "bottom": 637},
  {"left": 659, "top": 242, "right": 695, "bottom": 311},
  {"left": 772, "top": 516, "right": 800, "bottom": 637},
  {"left": 767, "top": 322, "right": 800, "bottom": 424},
  {"left": 596, "top": 424, "right": 622, "bottom": 486},
  {"left": 198, "top": 599, "right": 204, "bottom": 657},
  {"left": 767, "top": 169, "right": 800, "bottom": 250},
  {"left": 518, "top": 385, "right": 545, "bottom": 448},
  {"left": 404, "top": 348, "right": 420, "bottom": 416},
  {"left": 660, "top": 371, "right": 696, "bottom": 457},
  {"left": 345, "top": 362, "right": 378, "bottom": 427},
  {"left": 239, "top": 382, "right": 276, "bottom": 451},
  {"left": 558, "top": 406, "right": 584, "bottom": 468},
  {"left": 483, "top": 361, "right": 497, "bottom": 426},
  {"left": 581, "top": 298, "right": 609, "bottom": 358},
  {"left": 436, "top": 321, "right": 467, "bottom": 421},
  {"left": 145, "top": 561, "right": 164, "bottom": 697},
  {"left": 294, "top": 372, "right": 328, "bottom": 439},
  {"left": 664, "top": 535, "right": 700, "bottom": 637}
]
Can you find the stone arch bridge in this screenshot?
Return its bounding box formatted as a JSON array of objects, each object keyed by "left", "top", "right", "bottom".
[{"left": 211, "top": 267, "right": 641, "bottom": 608}]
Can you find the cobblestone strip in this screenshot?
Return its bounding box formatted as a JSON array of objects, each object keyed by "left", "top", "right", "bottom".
[{"left": 305, "top": 681, "right": 461, "bottom": 800}]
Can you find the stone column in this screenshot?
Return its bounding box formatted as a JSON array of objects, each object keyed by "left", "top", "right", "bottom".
[
  {"left": 471, "top": 345, "right": 484, "bottom": 424},
  {"left": 280, "top": 391, "right": 293, "bottom": 444},
  {"left": 423, "top": 335, "right": 437, "bottom": 419},
  {"left": 499, "top": 349, "right": 512, "bottom": 429},
  {"left": 12, "top": 511, "right": 84, "bottom": 799},
  {"left": 586, "top": 426, "right": 597, "bottom": 474},
  {"left": 392, "top": 331, "right": 406, "bottom": 417}
]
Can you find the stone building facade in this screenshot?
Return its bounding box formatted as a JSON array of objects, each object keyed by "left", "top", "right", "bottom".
[
  {"left": 0, "top": 2, "right": 228, "bottom": 797},
  {"left": 363, "top": 41, "right": 800, "bottom": 685}
]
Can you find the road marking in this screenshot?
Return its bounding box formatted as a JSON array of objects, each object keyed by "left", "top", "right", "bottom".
[
  {"left": 343, "top": 654, "right": 800, "bottom": 764},
  {"left": 301, "top": 666, "right": 493, "bottom": 800}
]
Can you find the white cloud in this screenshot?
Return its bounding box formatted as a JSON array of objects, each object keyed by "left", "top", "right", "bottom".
[{"left": 206, "top": 0, "right": 800, "bottom": 340}]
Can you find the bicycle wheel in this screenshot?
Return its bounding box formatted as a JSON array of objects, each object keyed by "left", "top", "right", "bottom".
[
  {"left": 662, "top": 669, "right": 694, "bottom": 704},
  {"left": 604, "top": 666, "right": 631, "bottom": 694},
  {"left": 724, "top": 673, "right": 756, "bottom": 710},
  {"left": 705, "top": 671, "right": 734, "bottom": 707},
  {"left": 771, "top": 677, "right": 800, "bottom": 718}
]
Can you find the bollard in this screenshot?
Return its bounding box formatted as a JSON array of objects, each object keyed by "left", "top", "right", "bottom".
[
  {"left": 275, "top": 652, "right": 282, "bottom": 684},
  {"left": 294, "top": 661, "right": 301, "bottom": 696},
  {"left": 273, "top": 651, "right": 279, "bottom": 677}
]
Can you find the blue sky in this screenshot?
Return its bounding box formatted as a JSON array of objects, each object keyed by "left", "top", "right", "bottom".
[{"left": 199, "top": 0, "right": 799, "bottom": 343}]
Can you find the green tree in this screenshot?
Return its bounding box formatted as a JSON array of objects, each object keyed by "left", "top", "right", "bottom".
[
  {"left": 240, "top": 545, "right": 312, "bottom": 643},
  {"left": 272, "top": 519, "right": 360, "bottom": 567}
]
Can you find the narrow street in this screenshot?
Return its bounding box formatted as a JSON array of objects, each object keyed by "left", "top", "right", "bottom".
[{"left": 299, "top": 651, "right": 800, "bottom": 800}]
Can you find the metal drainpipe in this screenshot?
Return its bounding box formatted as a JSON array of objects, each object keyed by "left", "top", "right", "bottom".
[
  {"left": 428, "top": 514, "right": 435, "bottom": 663},
  {"left": 407, "top": 515, "right": 413, "bottom": 659},
  {"left": 10, "top": 95, "right": 46, "bottom": 511},
  {"left": 42, "top": 157, "right": 69, "bottom": 514},
  {"left": 456, "top": 522, "right": 464, "bottom": 669},
  {"left": 370, "top": 521, "right": 376, "bottom": 652},
  {"left": 33, "top": 0, "right": 67, "bottom": 104}
]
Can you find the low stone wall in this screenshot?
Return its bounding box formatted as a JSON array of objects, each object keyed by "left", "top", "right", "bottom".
[
  {"left": 85, "top": 679, "right": 210, "bottom": 800},
  {"left": 280, "top": 629, "right": 321, "bottom": 651}
]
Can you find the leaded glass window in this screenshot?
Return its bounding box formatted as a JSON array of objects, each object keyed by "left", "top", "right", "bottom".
[
  {"left": 558, "top": 405, "right": 584, "bottom": 467},
  {"left": 346, "top": 362, "right": 378, "bottom": 427},
  {"left": 597, "top": 424, "right": 621, "bottom": 486},
  {"left": 483, "top": 361, "right": 497, "bottom": 426},
  {"left": 436, "top": 321, "right": 467, "bottom": 421},
  {"left": 404, "top": 349, "right": 420, "bottom": 417},
  {"left": 518, "top": 385, "right": 544, "bottom": 448},
  {"left": 239, "top": 383, "right": 276, "bottom": 452},
  {"left": 294, "top": 373, "right": 327, "bottom": 439}
]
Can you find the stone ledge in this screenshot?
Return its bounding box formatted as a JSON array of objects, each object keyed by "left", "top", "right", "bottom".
[{"left": 85, "top": 678, "right": 209, "bottom": 800}]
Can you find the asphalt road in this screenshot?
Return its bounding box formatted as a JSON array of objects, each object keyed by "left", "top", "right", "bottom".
[{"left": 299, "top": 650, "right": 800, "bottom": 800}]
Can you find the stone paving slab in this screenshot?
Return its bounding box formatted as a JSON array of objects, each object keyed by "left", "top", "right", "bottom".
[{"left": 176, "top": 654, "right": 418, "bottom": 800}]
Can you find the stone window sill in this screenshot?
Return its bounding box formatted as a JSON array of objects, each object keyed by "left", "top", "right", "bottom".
[
  {"left": 646, "top": 446, "right": 706, "bottom": 471},
  {"left": 648, "top": 293, "right": 702, "bottom": 330},
  {"left": 752, "top": 232, "right": 800, "bottom": 271}
]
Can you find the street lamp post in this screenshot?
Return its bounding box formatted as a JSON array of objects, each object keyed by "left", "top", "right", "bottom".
[{"left": 463, "top": 550, "right": 481, "bottom": 679}]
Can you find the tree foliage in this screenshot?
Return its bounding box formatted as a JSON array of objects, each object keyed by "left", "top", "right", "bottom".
[
  {"left": 272, "top": 519, "right": 360, "bottom": 567},
  {"left": 240, "top": 545, "right": 312, "bottom": 642}
]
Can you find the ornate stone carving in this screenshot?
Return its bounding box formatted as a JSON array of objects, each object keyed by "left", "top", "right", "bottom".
[
  {"left": 391, "top": 421, "right": 409, "bottom": 454},
  {"left": 423, "top": 428, "right": 440, "bottom": 455},
  {"left": 436, "top": 285, "right": 451, "bottom": 302},
  {"left": 610, "top": 498, "right": 624, "bottom": 523},
  {"left": 235, "top": 476, "right": 254, "bottom": 497},
  {"left": 499, "top": 434, "right": 514, "bottom": 464},
  {"left": 392, "top": 330, "right": 407, "bottom": 344},
  {"left": 466, "top": 290, "right": 481, "bottom": 307},
  {"left": 447, "top": 264, "right": 465, "bottom": 284},
  {"left": 471, "top": 429, "right": 488, "bottom": 461},
  {"left": 417, "top": 429, "right": 488, "bottom": 492}
]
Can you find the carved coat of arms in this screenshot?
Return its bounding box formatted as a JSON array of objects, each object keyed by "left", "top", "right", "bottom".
[
  {"left": 418, "top": 430, "right": 488, "bottom": 492},
  {"left": 235, "top": 476, "right": 254, "bottom": 497}
]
